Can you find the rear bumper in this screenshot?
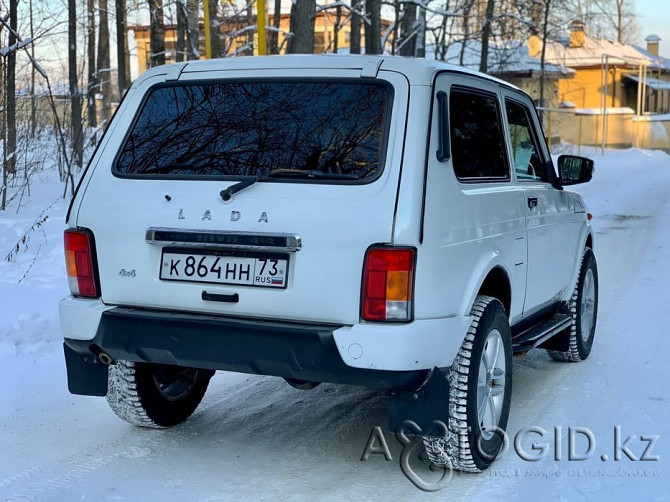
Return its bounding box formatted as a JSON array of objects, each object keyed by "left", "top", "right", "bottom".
[{"left": 63, "top": 304, "right": 429, "bottom": 390}]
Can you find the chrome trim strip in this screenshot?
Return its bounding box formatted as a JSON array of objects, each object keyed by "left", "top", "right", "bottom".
[{"left": 145, "top": 227, "right": 302, "bottom": 252}]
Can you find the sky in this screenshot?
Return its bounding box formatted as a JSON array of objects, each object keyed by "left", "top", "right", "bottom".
[{"left": 635, "top": 0, "right": 670, "bottom": 57}]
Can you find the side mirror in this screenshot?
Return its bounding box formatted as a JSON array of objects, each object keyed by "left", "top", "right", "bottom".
[{"left": 558, "top": 155, "right": 594, "bottom": 186}]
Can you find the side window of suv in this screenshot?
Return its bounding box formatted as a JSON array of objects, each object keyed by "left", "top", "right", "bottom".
[
  {"left": 505, "top": 100, "right": 548, "bottom": 182},
  {"left": 449, "top": 88, "right": 510, "bottom": 181}
]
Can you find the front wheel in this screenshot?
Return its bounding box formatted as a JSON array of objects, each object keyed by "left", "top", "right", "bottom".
[
  {"left": 106, "top": 361, "right": 213, "bottom": 428},
  {"left": 423, "top": 296, "right": 513, "bottom": 472}
]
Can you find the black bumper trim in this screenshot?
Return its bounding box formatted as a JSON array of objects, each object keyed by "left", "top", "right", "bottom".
[{"left": 64, "top": 307, "right": 428, "bottom": 390}]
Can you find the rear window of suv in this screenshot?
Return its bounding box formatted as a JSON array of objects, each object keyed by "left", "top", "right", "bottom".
[{"left": 113, "top": 80, "right": 391, "bottom": 183}]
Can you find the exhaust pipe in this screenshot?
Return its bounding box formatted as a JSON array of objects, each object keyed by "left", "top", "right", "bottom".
[{"left": 98, "top": 352, "right": 114, "bottom": 365}]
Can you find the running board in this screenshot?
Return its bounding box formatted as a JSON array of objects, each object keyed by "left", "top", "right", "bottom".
[{"left": 512, "top": 313, "right": 572, "bottom": 354}]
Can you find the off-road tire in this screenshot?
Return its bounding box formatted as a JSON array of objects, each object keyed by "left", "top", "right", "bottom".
[
  {"left": 548, "top": 248, "right": 598, "bottom": 362},
  {"left": 106, "top": 360, "right": 212, "bottom": 428},
  {"left": 423, "top": 296, "right": 513, "bottom": 472}
]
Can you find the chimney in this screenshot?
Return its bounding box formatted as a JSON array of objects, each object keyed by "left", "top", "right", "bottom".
[
  {"left": 645, "top": 34, "right": 661, "bottom": 56},
  {"left": 528, "top": 34, "right": 542, "bottom": 58},
  {"left": 569, "top": 20, "right": 586, "bottom": 48}
]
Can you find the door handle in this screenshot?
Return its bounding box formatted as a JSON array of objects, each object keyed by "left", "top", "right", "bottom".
[
  {"left": 202, "top": 291, "right": 239, "bottom": 303},
  {"left": 528, "top": 197, "right": 539, "bottom": 209}
]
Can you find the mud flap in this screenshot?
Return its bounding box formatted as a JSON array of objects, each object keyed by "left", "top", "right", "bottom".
[
  {"left": 387, "top": 368, "right": 450, "bottom": 437},
  {"left": 63, "top": 343, "right": 108, "bottom": 396}
]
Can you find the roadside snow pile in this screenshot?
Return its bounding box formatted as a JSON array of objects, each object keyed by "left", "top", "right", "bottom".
[{"left": 0, "top": 167, "right": 72, "bottom": 356}]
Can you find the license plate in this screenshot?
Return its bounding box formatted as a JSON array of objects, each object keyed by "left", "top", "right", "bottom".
[{"left": 160, "top": 249, "right": 289, "bottom": 288}]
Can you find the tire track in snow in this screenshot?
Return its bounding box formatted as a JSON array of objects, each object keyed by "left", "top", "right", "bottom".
[{"left": 0, "top": 429, "right": 172, "bottom": 500}]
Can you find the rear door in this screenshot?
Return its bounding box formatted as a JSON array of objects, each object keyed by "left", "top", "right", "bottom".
[
  {"left": 75, "top": 69, "right": 410, "bottom": 325},
  {"left": 419, "top": 73, "right": 528, "bottom": 323}
]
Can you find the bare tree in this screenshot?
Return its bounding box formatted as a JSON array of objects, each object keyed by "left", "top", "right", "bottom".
[
  {"left": 176, "top": 0, "right": 187, "bottom": 62},
  {"left": 69, "top": 0, "right": 84, "bottom": 167},
  {"left": 148, "top": 0, "right": 166, "bottom": 66},
  {"left": 245, "top": 0, "right": 254, "bottom": 56},
  {"left": 593, "top": 0, "right": 638, "bottom": 43},
  {"left": 270, "top": 0, "right": 282, "bottom": 53},
  {"left": 97, "top": 0, "right": 112, "bottom": 121},
  {"left": 6, "top": 0, "right": 18, "bottom": 176},
  {"left": 87, "top": 0, "right": 97, "bottom": 131},
  {"left": 187, "top": 0, "right": 199, "bottom": 59},
  {"left": 416, "top": 2, "right": 426, "bottom": 57},
  {"left": 116, "top": 0, "right": 129, "bottom": 94},
  {"left": 29, "top": 0, "right": 36, "bottom": 138},
  {"left": 538, "top": 0, "right": 552, "bottom": 114},
  {"left": 287, "top": 0, "right": 315, "bottom": 54},
  {"left": 398, "top": 2, "right": 418, "bottom": 56},
  {"left": 479, "top": 0, "right": 495, "bottom": 73},
  {"left": 365, "top": 0, "right": 382, "bottom": 54},
  {"left": 350, "top": 1, "right": 362, "bottom": 53},
  {"left": 332, "top": 5, "right": 342, "bottom": 53},
  {"left": 209, "top": 0, "right": 223, "bottom": 57}
]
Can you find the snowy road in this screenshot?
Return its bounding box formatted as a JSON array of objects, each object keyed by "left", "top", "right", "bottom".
[{"left": 1, "top": 149, "right": 669, "bottom": 500}]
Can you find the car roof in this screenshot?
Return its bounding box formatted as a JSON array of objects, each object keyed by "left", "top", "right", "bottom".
[{"left": 135, "top": 54, "right": 520, "bottom": 90}]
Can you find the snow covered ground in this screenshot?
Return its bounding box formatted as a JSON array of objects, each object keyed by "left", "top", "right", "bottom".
[{"left": 1, "top": 147, "right": 669, "bottom": 500}]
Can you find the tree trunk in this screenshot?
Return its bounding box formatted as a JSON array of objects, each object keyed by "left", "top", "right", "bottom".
[
  {"left": 350, "top": 1, "right": 361, "bottom": 54},
  {"left": 333, "top": 5, "right": 342, "bottom": 53},
  {"left": 68, "top": 0, "right": 84, "bottom": 167},
  {"left": 6, "top": 0, "right": 18, "bottom": 176},
  {"left": 539, "top": 0, "right": 552, "bottom": 116},
  {"left": 97, "top": 0, "right": 112, "bottom": 121},
  {"left": 270, "top": 0, "right": 281, "bottom": 54},
  {"left": 30, "top": 0, "right": 36, "bottom": 138},
  {"left": 616, "top": 0, "right": 623, "bottom": 43},
  {"left": 398, "top": 2, "right": 416, "bottom": 57},
  {"left": 246, "top": 1, "right": 254, "bottom": 56},
  {"left": 148, "top": 0, "right": 165, "bottom": 67},
  {"left": 116, "top": 0, "right": 128, "bottom": 95},
  {"left": 416, "top": 3, "right": 426, "bottom": 57},
  {"left": 1, "top": 48, "right": 5, "bottom": 209},
  {"left": 209, "top": 0, "right": 222, "bottom": 57},
  {"left": 364, "top": 0, "right": 382, "bottom": 54},
  {"left": 460, "top": 0, "right": 473, "bottom": 65},
  {"left": 186, "top": 0, "right": 199, "bottom": 60},
  {"left": 478, "top": 0, "right": 495, "bottom": 73},
  {"left": 286, "top": 0, "right": 315, "bottom": 54},
  {"left": 87, "top": 0, "right": 97, "bottom": 131},
  {"left": 176, "top": 0, "right": 187, "bottom": 62}
]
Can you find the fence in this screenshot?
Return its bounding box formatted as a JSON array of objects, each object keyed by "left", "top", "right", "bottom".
[{"left": 542, "top": 107, "right": 670, "bottom": 153}]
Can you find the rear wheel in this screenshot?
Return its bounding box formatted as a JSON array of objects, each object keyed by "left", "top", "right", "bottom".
[
  {"left": 106, "top": 361, "right": 213, "bottom": 428},
  {"left": 423, "top": 296, "right": 513, "bottom": 472},
  {"left": 548, "top": 248, "right": 598, "bottom": 362}
]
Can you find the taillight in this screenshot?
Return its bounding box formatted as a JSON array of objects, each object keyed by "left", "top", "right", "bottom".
[
  {"left": 64, "top": 229, "right": 99, "bottom": 298},
  {"left": 361, "top": 247, "right": 415, "bottom": 322}
]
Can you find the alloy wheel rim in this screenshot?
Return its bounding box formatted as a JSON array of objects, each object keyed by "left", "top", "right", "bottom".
[
  {"left": 580, "top": 268, "right": 596, "bottom": 342},
  {"left": 476, "top": 329, "right": 506, "bottom": 441}
]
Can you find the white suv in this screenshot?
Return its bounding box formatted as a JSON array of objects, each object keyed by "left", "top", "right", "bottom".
[{"left": 60, "top": 55, "right": 597, "bottom": 472}]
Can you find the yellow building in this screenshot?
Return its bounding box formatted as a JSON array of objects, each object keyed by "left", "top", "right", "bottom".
[
  {"left": 529, "top": 22, "right": 670, "bottom": 149},
  {"left": 129, "top": 2, "right": 389, "bottom": 75}
]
